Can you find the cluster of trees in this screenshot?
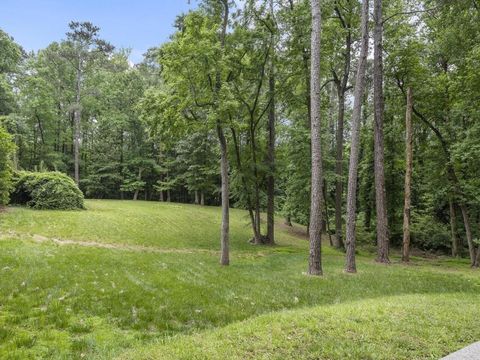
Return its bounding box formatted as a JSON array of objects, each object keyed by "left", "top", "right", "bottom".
[{"left": 1, "top": 0, "right": 479, "bottom": 270}]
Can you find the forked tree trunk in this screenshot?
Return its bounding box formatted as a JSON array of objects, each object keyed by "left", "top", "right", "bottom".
[
  {"left": 373, "top": 0, "right": 390, "bottom": 264},
  {"left": 345, "top": 0, "right": 369, "bottom": 274},
  {"left": 308, "top": 0, "right": 324, "bottom": 276},
  {"left": 402, "top": 87, "right": 413, "bottom": 262}
]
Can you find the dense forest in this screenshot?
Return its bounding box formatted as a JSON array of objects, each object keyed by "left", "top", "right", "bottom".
[{"left": 1, "top": 0, "right": 480, "bottom": 272}]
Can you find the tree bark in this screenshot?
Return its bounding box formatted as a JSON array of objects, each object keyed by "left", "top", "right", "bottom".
[
  {"left": 449, "top": 198, "right": 459, "bottom": 257},
  {"left": 217, "top": 124, "right": 230, "bottom": 266},
  {"left": 373, "top": 0, "right": 390, "bottom": 264},
  {"left": 459, "top": 205, "right": 476, "bottom": 267},
  {"left": 195, "top": 190, "right": 199, "bottom": 205},
  {"left": 266, "top": 34, "right": 276, "bottom": 246},
  {"left": 216, "top": 0, "right": 230, "bottom": 265},
  {"left": 200, "top": 192, "right": 205, "bottom": 206},
  {"left": 74, "top": 66, "right": 82, "bottom": 185},
  {"left": 334, "top": 89, "right": 345, "bottom": 249},
  {"left": 345, "top": 0, "right": 369, "bottom": 274},
  {"left": 474, "top": 243, "right": 480, "bottom": 268},
  {"left": 402, "top": 87, "right": 413, "bottom": 262},
  {"left": 308, "top": 0, "right": 324, "bottom": 276},
  {"left": 333, "top": 4, "right": 352, "bottom": 250}
]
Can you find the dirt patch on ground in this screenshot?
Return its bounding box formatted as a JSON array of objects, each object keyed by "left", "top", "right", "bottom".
[
  {"left": 3, "top": 231, "right": 268, "bottom": 258},
  {"left": 278, "top": 222, "right": 308, "bottom": 240}
]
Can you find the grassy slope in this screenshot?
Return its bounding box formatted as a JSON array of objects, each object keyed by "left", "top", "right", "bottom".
[{"left": 0, "top": 200, "right": 478, "bottom": 359}]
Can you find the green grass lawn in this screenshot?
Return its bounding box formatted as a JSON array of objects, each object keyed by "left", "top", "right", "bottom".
[{"left": 0, "top": 200, "right": 479, "bottom": 359}]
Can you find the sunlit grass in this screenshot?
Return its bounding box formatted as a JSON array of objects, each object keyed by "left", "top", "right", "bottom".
[{"left": 0, "top": 200, "right": 478, "bottom": 359}]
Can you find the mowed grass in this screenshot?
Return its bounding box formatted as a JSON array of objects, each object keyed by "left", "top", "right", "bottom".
[{"left": 0, "top": 200, "right": 478, "bottom": 359}]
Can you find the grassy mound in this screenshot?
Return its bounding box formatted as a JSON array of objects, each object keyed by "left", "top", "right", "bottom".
[
  {"left": 10, "top": 171, "right": 84, "bottom": 210},
  {"left": 120, "top": 294, "right": 480, "bottom": 360}
]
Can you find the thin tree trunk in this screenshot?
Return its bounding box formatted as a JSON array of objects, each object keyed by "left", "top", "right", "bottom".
[
  {"left": 217, "top": 124, "right": 230, "bottom": 266},
  {"left": 333, "top": 7, "right": 352, "bottom": 250},
  {"left": 195, "top": 190, "right": 199, "bottom": 205},
  {"left": 231, "top": 126, "right": 259, "bottom": 241},
  {"left": 266, "top": 30, "right": 276, "bottom": 245},
  {"left": 460, "top": 205, "right": 476, "bottom": 267},
  {"left": 167, "top": 190, "right": 171, "bottom": 202},
  {"left": 324, "top": 178, "right": 333, "bottom": 247},
  {"left": 449, "top": 197, "right": 459, "bottom": 257},
  {"left": 308, "top": 0, "right": 323, "bottom": 276},
  {"left": 200, "top": 192, "right": 205, "bottom": 206},
  {"left": 402, "top": 87, "right": 413, "bottom": 262},
  {"left": 133, "top": 168, "right": 143, "bottom": 201},
  {"left": 373, "top": 0, "right": 390, "bottom": 263},
  {"left": 285, "top": 215, "right": 292, "bottom": 227},
  {"left": 216, "top": 0, "right": 230, "bottom": 265},
  {"left": 474, "top": 243, "right": 480, "bottom": 268},
  {"left": 334, "top": 90, "right": 345, "bottom": 249},
  {"left": 74, "top": 66, "right": 82, "bottom": 185},
  {"left": 345, "top": 0, "right": 369, "bottom": 274}
]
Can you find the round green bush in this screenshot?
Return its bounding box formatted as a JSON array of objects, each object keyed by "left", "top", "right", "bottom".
[{"left": 11, "top": 171, "right": 85, "bottom": 210}]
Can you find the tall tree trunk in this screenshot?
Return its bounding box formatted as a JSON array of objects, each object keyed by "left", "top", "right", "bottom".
[
  {"left": 217, "top": 124, "right": 230, "bottom": 266},
  {"left": 334, "top": 89, "right": 345, "bottom": 249},
  {"left": 402, "top": 87, "right": 413, "bottom": 263},
  {"left": 266, "top": 19, "right": 276, "bottom": 245},
  {"left": 200, "top": 192, "right": 205, "bottom": 206},
  {"left": 333, "top": 5, "right": 352, "bottom": 250},
  {"left": 345, "top": 0, "right": 369, "bottom": 274},
  {"left": 216, "top": 0, "right": 230, "bottom": 265},
  {"left": 308, "top": 0, "right": 323, "bottom": 276},
  {"left": 167, "top": 189, "right": 171, "bottom": 202},
  {"left": 373, "top": 0, "right": 390, "bottom": 263},
  {"left": 74, "top": 66, "right": 82, "bottom": 185},
  {"left": 195, "top": 190, "right": 199, "bottom": 205}
]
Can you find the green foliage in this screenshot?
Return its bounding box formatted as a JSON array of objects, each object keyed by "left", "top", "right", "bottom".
[
  {"left": 11, "top": 171, "right": 84, "bottom": 210},
  {"left": 411, "top": 211, "right": 451, "bottom": 252},
  {"left": 0, "top": 126, "right": 15, "bottom": 205}
]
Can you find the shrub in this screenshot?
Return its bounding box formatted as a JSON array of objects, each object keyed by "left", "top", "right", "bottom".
[
  {"left": 11, "top": 171, "right": 85, "bottom": 210},
  {"left": 0, "top": 126, "right": 15, "bottom": 206}
]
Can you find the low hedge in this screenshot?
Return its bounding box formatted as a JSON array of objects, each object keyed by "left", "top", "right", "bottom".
[{"left": 11, "top": 171, "right": 85, "bottom": 210}]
